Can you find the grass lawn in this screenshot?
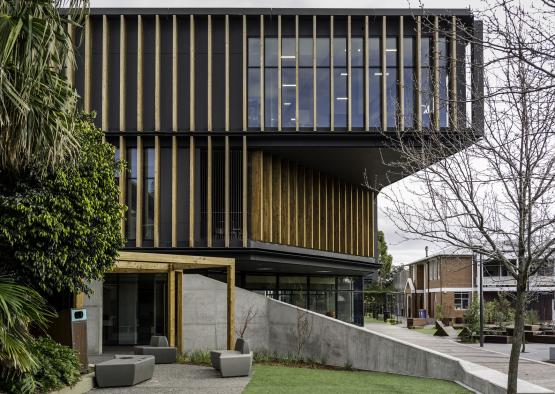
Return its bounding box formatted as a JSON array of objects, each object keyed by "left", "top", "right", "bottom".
[
  {"left": 243, "top": 364, "right": 470, "bottom": 394},
  {"left": 364, "top": 316, "right": 387, "bottom": 325}
]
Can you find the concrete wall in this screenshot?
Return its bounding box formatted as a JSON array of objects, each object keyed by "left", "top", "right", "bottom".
[
  {"left": 184, "top": 274, "right": 550, "bottom": 394},
  {"left": 83, "top": 280, "right": 103, "bottom": 355},
  {"left": 183, "top": 274, "right": 270, "bottom": 352}
]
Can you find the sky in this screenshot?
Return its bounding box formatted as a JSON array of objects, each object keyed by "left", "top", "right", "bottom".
[{"left": 88, "top": 0, "right": 488, "bottom": 265}]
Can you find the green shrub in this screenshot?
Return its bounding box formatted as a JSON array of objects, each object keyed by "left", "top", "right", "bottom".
[
  {"left": 435, "top": 304, "right": 443, "bottom": 321},
  {"left": 1, "top": 337, "right": 81, "bottom": 394},
  {"left": 178, "top": 350, "right": 211, "bottom": 365},
  {"left": 464, "top": 297, "right": 480, "bottom": 334},
  {"left": 526, "top": 310, "right": 540, "bottom": 325}
]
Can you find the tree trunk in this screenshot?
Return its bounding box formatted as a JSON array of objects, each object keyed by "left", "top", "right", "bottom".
[{"left": 507, "top": 282, "right": 527, "bottom": 394}]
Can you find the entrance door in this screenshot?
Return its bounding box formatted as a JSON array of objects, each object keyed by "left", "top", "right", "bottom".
[{"left": 103, "top": 273, "right": 168, "bottom": 346}]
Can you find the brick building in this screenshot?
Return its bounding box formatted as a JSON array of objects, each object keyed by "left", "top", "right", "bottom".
[{"left": 394, "top": 253, "right": 555, "bottom": 322}]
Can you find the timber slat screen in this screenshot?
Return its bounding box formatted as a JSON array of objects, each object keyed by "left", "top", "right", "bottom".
[
  {"left": 250, "top": 150, "right": 374, "bottom": 257},
  {"left": 74, "top": 12, "right": 477, "bottom": 254}
]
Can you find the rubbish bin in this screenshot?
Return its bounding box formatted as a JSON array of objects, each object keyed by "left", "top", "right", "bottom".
[{"left": 48, "top": 308, "right": 88, "bottom": 368}]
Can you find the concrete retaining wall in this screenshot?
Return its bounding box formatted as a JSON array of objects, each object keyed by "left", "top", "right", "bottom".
[
  {"left": 184, "top": 274, "right": 551, "bottom": 394},
  {"left": 83, "top": 280, "right": 103, "bottom": 355},
  {"left": 183, "top": 274, "right": 270, "bottom": 352}
]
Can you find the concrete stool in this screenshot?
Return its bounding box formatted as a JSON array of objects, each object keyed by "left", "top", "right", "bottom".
[
  {"left": 134, "top": 335, "right": 178, "bottom": 364},
  {"left": 210, "top": 338, "right": 247, "bottom": 370},
  {"left": 95, "top": 355, "right": 154, "bottom": 388},
  {"left": 135, "top": 346, "right": 177, "bottom": 364}
]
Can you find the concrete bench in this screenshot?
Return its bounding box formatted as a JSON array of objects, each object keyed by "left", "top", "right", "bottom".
[
  {"left": 210, "top": 338, "right": 252, "bottom": 377},
  {"left": 95, "top": 355, "right": 154, "bottom": 388},
  {"left": 134, "top": 335, "right": 177, "bottom": 364}
]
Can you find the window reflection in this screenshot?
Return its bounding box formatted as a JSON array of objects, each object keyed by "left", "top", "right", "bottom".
[
  {"left": 334, "top": 38, "right": 347, "bottom": 128},
  {"left": 403, "top": 37, "right": 414, "bottom": 129},
  {"left": 438, "top": 37, "right": 449, "bottom": 128},
  {"left": 299, "top": 38, "right": 313, "bottom": 128},
  {"left": 421, "top": 37, "right": 432, "bottom": 128},
  {"left": 282, "top": 38, "right": 296, "bottom": 128},
  {"left": 316, "top": 38, "right": 330, "bottom": 128},
  {"left": 143, "top": 147, "right": 154, "bottom": 242},
  {"left": 265, "top": 38, "right": 278, "bottom": 128},
  {"left": 248, "top": 38, "right": 260, "bottom": 129},
  {"left": 352, "top": 37, "right": 364, "bottom": 128},
  {"left": 126, "top": 147, "right": 137, "bottom": 243},
  {"left": 386, "top": 37, "right": 398, "bottom": 129},
  {"left": 245, "top": 30, "right": 449, "bottom": 132},
  {"left": 369, "top": 37, "right": 381, "bottom": 128}
]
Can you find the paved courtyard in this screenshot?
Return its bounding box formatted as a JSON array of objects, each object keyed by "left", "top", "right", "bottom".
[
  {"left": 366, "top": 322, "right": 555, "bottom": 392},
  {"left": 88, "top": 363, "right": 250, "bottom": 394}
]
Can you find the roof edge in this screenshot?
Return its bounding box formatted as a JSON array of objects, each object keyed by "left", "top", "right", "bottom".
[{"left": 61, "top": 7, "right": 474, "bottom": 18}]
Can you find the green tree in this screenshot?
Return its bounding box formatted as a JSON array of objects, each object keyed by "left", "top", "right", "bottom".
[
  {"left": 0, "top": 0, "right": 87, "bottom": 175},
  {"left": 0, "top": 277, "right": 55, "bottom": 391},
  {"left": 377, "top": 230, "right": 394, "bottom": 288},
  {"left": 0, "top": 116, "right": 124, "bottom": 295},
  {"left": 464, "top": 296, "right": 480, "bottom": 335}
]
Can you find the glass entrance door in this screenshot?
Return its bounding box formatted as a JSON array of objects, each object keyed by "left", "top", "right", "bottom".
[{"left": 103, "top": 273, "right": 168, "bottom": 346}]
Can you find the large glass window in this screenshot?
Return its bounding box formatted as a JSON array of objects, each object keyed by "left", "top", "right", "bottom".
[
  {"left": 351, "top": 37, "right": 364, "bottom": 128},
  {"left": 369, "top": 37, "right": 381, "bottom": 128},
  {"left": 126, "top": 147, "right": 137, "bottom": 242},
  {"left": 309, "top": 277, "right": 336, "bottom": 317},
  {"left": 245, "top": 275, "right": 277, "bottom": 298},
  {"left": 282, "top": 38, "right": 296, "bottom": 128},
  {"left": 103, "top": 273, "right": 168, "bottom": 346},
  {"left": 143, "top": 147, "right": 154, "bottom": 242},
  {"left": 386, "top": 37, "right": 398, "bottom": 129},
  {"left": 438, "top": 37, "right": 449, "bottom": 128},
  {"left": 334, "top": 38, "right": 347, "bottom": 128},
  {"left": 248, "top": 38, "right": 260, "bottom": 128},
  {"left": 316, "top": 38, "right": 330, "bottom": 128},
  {"left": 421, "top": 37, "right": 433, "bottom": 128},
  {"left": 299, "top": 38, "right": 313, "bottom": 128},
  {"left": 454, "top": 292, "right": 470, "bottom": 310},
  {"left": 265, "top": 38, "right": 278, "bottom": 129},
  {"left": 278, "top": 276, "right": 307, "bottom": 308},
  {"left": 403, "top": 37, "right": 415, "bottom": 129},
  {"left": 337, "top": 277, "right": 354, "bottom": 323}
]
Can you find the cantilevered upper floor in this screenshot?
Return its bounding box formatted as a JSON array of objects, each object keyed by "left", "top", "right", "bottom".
[{"left": 70, "top": 8, "right": 483, "bottom": 138}]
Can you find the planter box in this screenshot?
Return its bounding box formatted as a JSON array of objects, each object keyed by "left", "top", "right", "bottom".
[
  {"left": 527, "top": 335, "right": 555, "bottom": 344},
  {"left": 407, "top": 318, "right": 428, "bottom": 328},
  {"left": 484, "top": 335, "right": 512, "bottom": 344}
]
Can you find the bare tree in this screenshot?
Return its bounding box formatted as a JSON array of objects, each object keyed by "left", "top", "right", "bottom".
[
  {"left": 295, "top": 308, "right": 314, "bottom": 359},
  {"left": 236, "top": 304, "right": 258, "bottom": 339},
  {"left": 373, "top": 3, "right": 555, "bottom": 393}
]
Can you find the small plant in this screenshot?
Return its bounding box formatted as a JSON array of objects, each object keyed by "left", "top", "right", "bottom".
[
  {"left": 344, "top": 360, "right": 353, "bottom": 371},
  {"left": 526, "top": 310, "right": 540, "bottom": 325},
  {"left": 236, "top": 304, "right": 258, "bottom": 339},
  {"left": 295, "top": 309, "right": 314, "bottom": 359},
  {"left": 435, "top": 304, "right": 443, "bottom": 321},
  {"left": 179, "top": 350, "right": 211, "bottom": 365}
]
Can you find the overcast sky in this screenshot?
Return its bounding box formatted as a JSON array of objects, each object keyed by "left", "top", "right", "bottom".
[{"left": 89, "top": 0, "right": 489, "bottom": 265}]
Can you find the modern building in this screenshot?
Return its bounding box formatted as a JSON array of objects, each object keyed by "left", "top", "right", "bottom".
[
  {"left": 394, "top": 253, "right": 555, "bottom": 321},
  {"left": 68, "top": 7, "right": 483, "bottom": 352}
]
